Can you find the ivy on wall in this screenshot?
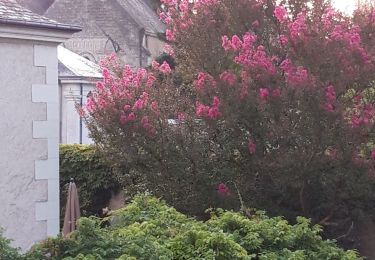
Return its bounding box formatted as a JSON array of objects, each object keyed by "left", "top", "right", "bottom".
[{"left": 60, "top": 145, "right": 124, "bottom": 220}]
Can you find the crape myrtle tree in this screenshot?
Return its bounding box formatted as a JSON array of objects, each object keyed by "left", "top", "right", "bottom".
[{"left": 84, "top": 0, "right": 375, "bottom": 242}]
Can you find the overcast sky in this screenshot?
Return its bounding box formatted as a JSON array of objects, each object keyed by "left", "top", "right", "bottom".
[{"left": 332, "top": 0, "right": 357, "bottom": 14}]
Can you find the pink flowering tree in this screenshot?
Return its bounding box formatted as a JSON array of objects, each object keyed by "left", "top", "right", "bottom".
[
  {"left": 84, "top": 55, "right": 228, "bottom": 215},
  {"left": 85, "top": 0, "right": 375, "bottom": 239}
]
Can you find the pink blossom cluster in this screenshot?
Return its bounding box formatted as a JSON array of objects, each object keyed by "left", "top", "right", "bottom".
[
  {"left": 349, "top": 100, "right": 375, "bottom": 127},
  {"left": 85, "top": 63, "right": 162, "bottom": 137},
  {"left": 280, "top": 59, "right": 309, "bottom": 87},
  {"left": 217, "top": 183, "right": 230, "bottom": 196},
  {"left": 324, "top": 85, "right": 336, "bottom": 112},
  {"left": 222, "top": 33, "right": 276, "bottom": 76},
  {"left": 196, "top": 96, "right": 221, "bottom": 120},
  {"left": 288, "top": 12, "right": 308, "bottom": 42},
  {"left": 278, "top": 34, "right": 289, "bottom": 46},
  {"left": 152, "top": 61, "right": 172, "bottom": 74},
  {"left": 141, "top": 116, "right": 156, "bottom": 136},
  {"left": 163, "top": 44, "right": 175, "bottom": 57},
  {"left": 330, "top": 25, "right": 361, "bottom": 48},
  {"left": 194, "top": 72, "right": 217, "bottom": 90},
  {"left": 219, "top": 71, "right": 237, "bottom": 86},
  {"left": 274, "top": 6, "right": 288, "bottom": 23},
  {"left": 259, "top": 87, "right": 281, "bottom": 102},
  {"left": 248, "top": 140, "right": 256, "bottom": 155}
]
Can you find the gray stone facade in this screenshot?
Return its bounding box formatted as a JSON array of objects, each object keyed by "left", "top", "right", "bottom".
[
  {"left": 44, "top": 0, "right": 166, "bottom": 67},
  {"left": 0, "top": 0, "right": 79, "bottom": 250}
]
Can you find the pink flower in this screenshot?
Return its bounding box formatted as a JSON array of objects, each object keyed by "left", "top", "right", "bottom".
[
  {"left": 194, "top": 72, "right": 207, "bottom": 90},
  {"left": 159, "top": 12, "right": 170, "bottom": 24},
  {"left": 220, "top": 71, "right": 237, "bottom": 86},
  {"left": 161, "top": 0, "right": 177, "bottom": 7},
  {"left": 231, "top": 35, "right": 243, "bottom": 50},
  {"left": 281, "top": 59, "right": 309, "bottom": 87},
  {"left": 195, "top": 97, "right": 220, "bottom": 120},
  {"left": 217, "top": 183, "right": 230, "bottom": 196},
  {"left": 324, "top": 103, "right": 334, "bottom": 112},
  {"left": 259, "top": 88, "right": 269, "bottom": 101},
  {"left": 274, "top": 6, "right": 288, "bottom": 23},
  {"left": 324, "top": 85, "right": 336, "bottom": 112},
  {"left": 96, "top": 81, "right": 105, "bottom": 90},
  {"left": 240, "top": 85, "right": 249, "bottom": 100},
  {"left": 242, "top": 32, "right": 257, "bottom": 47},
  {"left": 252, "top": 20, "right": 260, "bottom": 28},
  {"left": 163, "top": 44, "right": 175, "bottom": 56},
  {"left": 208, "top": 106, "right": 220, "bottom": 119},
  {"left": 325, "top": 85, "right": 336, "bottom": 103},
  {"left": 371, "top": 149, "right": 375, "bottom": 160},
  {"left": 222, "top": 35, "right": 232, "bottom": 51},
  {"left": 140, "top": 92, "right": 149, "bottom": 102},
  {"left": 177, "top": 112, "right": 186, "bottom": 121},
  {"left": 166, "top": 29, "right": 176, "bottom": 41},
  {"left": 120, "top": 114, "right": 127, "bottom": 125},
  {"left": 119, "top": 112, "right": 136, "bottom": 125},
  {"left": 272, "top": 88, "right": 281, "bottom": 97},
  {"left": 152, "top": 60, "right": 160, "bottom": 70},
  {"left": 208, "top": 96, "right": 221, "bottom": 119},
  {"left": 146, "top": 73, "right": 156, "bottom": 88},
  {"left": 123, "top": 104, "right": 131, "bottom": 111},
  {"left": 194, "top": 72, "right": 216, "bottom": 89},
  {"left": 248, "top": 140, "right": 256, "bottom": 155},
  {"left": 127, "top": 112, "right": 136, "bottom": 121},
  {"left": 102, "top": 68, "right": 111, "bottom": 83},
  {"left": 196, "top": 101, "right": 210, "bottom": 118},
  {"left": 289, "top": 12, "right": 307, "bottom": 41},
  {"left": 278, "top": 35, "right": 289, "bottom": 46},
  {"left": 133, "top": 99, "right": 145, "bottom": 110},
  {"left": 179, "top": 0, "right": 189, "bottom": 12},
  {"left": 159, "top": 61, "right": 172, "bottom": 74},
  {"left": 151, "top": 101, "right": 159, "bottom": 114},
  {"left": 280, "top": 59, "right": 292, "bottom": 71},
  {"left": 212, "top": 96, "right": 220, "bottom": 107},
  {"left": 351, "top": 116, "right": 361, "bottom": 127}
]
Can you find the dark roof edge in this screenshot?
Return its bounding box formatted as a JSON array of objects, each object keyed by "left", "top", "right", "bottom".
[{"left": 0, "top": 18, "right": 82, "bottom": 32}]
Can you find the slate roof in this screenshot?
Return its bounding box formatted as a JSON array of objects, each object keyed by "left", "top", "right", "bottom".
[
  {"left": 0, "top": 0, "right": 81, "bottom": 32},
  {"left": 116, "top": 0, "right": 165, "bottom": 34},
  {"left": 58, "top": 46, "right": 102, "bottom": 78}
]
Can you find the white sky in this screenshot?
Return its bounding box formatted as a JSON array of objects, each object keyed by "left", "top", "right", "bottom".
[{"left": 332, "top": 0, "right": 357, "bottom": 14}]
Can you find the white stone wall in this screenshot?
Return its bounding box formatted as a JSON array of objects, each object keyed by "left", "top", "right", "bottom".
[{"left": 0, "top": 39, "right": 59, "bottom": 251}]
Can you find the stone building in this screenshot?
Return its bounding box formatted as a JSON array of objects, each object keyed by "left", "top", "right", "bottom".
[
  {"left": 16, "top": 0, "right": 166, "bottom": 145},
  {"left": 44, "top": 0, "right": 166, "bottom": 67},
  {"left": 0, "top": 0, "right": 80, "bottom": 250},
  {"left": 58, "top": 46, "right": 102, "bottom": 144}
]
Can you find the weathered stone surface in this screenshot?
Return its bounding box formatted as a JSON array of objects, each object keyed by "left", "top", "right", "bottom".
[
  {"left": 0, "top": 40, "right": 48, "bottom": 250},
  {"left": 15, "top": 0, "right": 54, "bottom": 15},
  {"left": 44, "top": 0, "right": 165, "bottom": 66}
]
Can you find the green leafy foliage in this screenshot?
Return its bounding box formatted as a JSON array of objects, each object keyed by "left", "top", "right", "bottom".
[
  {"left": 60, "top": 145, "right": 124, "bottom": 218},
  {"left": 26, "top": 195, "right": 360, "bottom": 260},
  {"left": 0, "top": 230, "right": 22, "bottom": 260}
]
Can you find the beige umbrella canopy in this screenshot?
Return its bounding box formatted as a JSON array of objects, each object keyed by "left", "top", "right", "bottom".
[{"left": 62, "top": 178, "right": 81, "bottom": 238}]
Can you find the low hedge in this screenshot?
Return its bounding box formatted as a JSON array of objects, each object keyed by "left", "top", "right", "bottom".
[{"left": 25, "top": 195, "right": 360, "bottom": 259}]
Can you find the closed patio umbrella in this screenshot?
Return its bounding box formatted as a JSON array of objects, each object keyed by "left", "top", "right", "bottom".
[{"left": 62, "top": 178, "right": 81, "bottom": 238}]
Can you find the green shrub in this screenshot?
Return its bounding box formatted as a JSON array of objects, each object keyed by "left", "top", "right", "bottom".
[
  {"left": 26, "top": 195, "right": 361, "bottom": 260},
  {"left": 0, "top": 230, "right": 22, "bottom": 260},
  {"left": 60, "top": 145, "right": 125, "bottom": 219}
]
